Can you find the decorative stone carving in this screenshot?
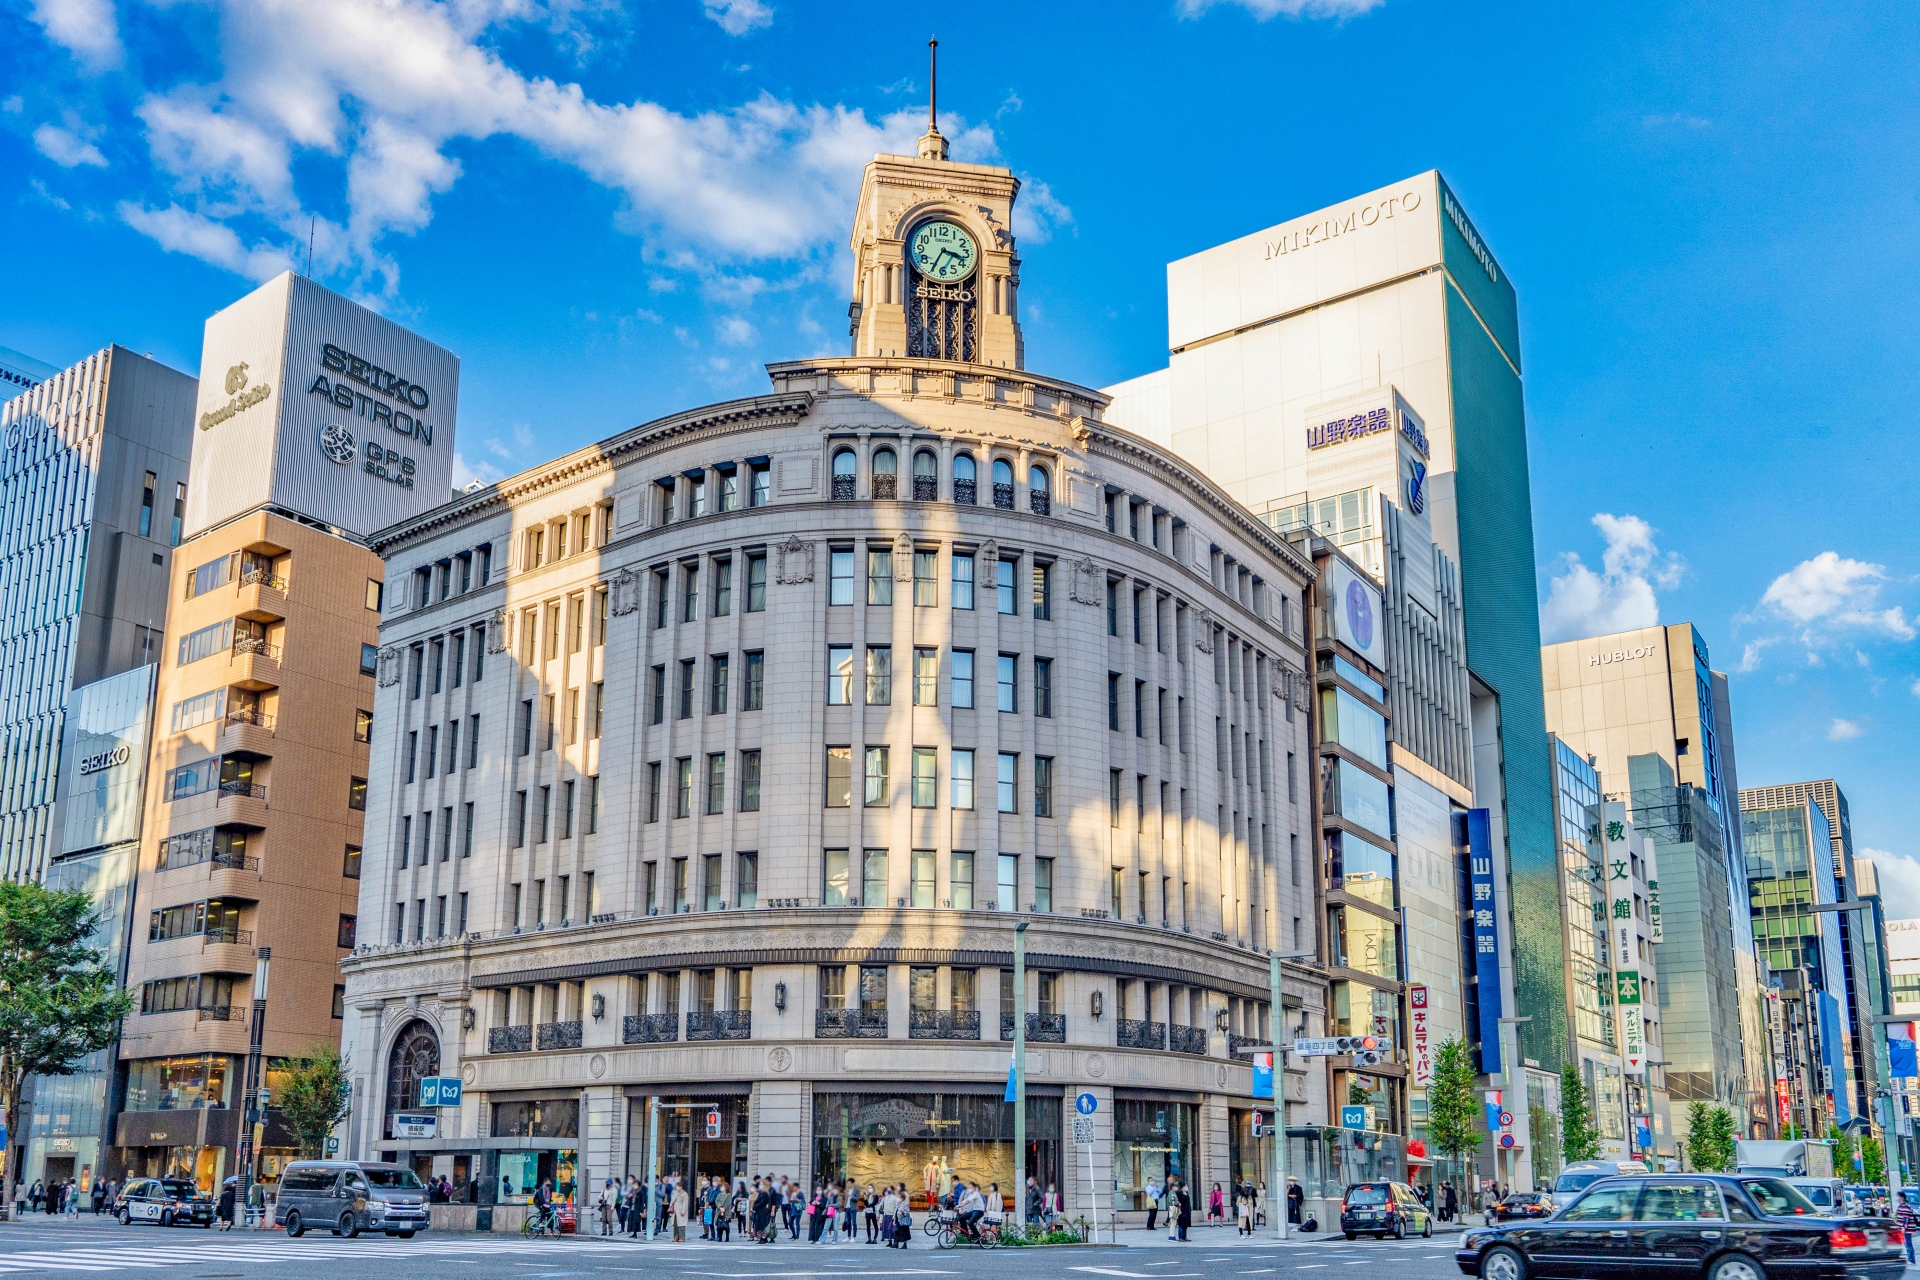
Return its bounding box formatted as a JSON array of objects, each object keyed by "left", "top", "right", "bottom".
[
  {"left": 461, "top": 1062, "right": 477, "bottom": 1085},
  {"left": 375, "top": 646, "right": 401, "bottom": 687},
  {"left": 892, "top": 532, "right": 914, "bottom": 580},
  {"left": 1069, "top": 556, "right": 1101, "bottom": 606},
  {"left": 1086, "top": 1053, "right": 1108, "bottom": 1078},
  {"left": 768, "top": 1046, "right": 793, "bottom": 1073},
  {"left": 486, "top": 608, "right": 510, "bottom": 653},
  {"left": 978, "top": 541, "right": 998, "bottom": 586},
  {"left": 607, "top": 566, "right": 641, "bottom": 616},
  {"left": 1195, "top": 608, "right": 1217, "bottom": 654},
  {"left": 589, "top": 1053, "right": 607, "bottom": 1079},
  {"left": 776, "top": 535, "right": 814, "bottom": 584},
  {"left": 1068, "top": 414, "right": 1091, "bottom": 446},
  {"left": 1216, "top": 1064, "right": 1229, "bottom": 1089}
]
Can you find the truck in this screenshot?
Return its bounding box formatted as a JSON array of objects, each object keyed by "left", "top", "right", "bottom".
[{"left": 1734, "top": 1139, "right": 1836, "bottom": 1178}]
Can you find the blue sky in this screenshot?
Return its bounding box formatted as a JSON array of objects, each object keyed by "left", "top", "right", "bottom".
[{"left": 6, "top": 0, "right": 1917, "bottom": 909}]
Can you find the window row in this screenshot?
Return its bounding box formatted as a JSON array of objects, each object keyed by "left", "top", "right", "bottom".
[
  {"left": 641, "top": 852, "right": 759, "bottom": 914},
  {"left": 647, "top": 653, "right": 762, "bottom": 724},
  {"left": 394, "top": 889, "right": 473, "bottom": 943},
  {"left": 825, "top": 546, "right": 1052, "bottom": 616},
  {"left": 510, "top": 776, "right": 604, "bottom": 846},
  {"left": 396, "top": 800, "right": 479, "bottom": 866},
  {"left": 408, "top": 623, "right": 488, "bottom": 698},
  {"left": 408, "top": 714, "right": 483, "bottom": 780},
  {"left": 185, "top": 549, "right": 286, "bottom": 601},
  {"left": 820, "top": 849, "right": 1045, "bottom": 911},
  {"left": 504, "top": 870, "right": 600, "bottom": 930},
  {"left": 829, "top": 446, "right": 1051, "bottom": 515},
  {"left": 818, "top": 747, "right": 1052, "bottom": 815},
  {"left": 643, "top": 752, "right": 762, "bottom": 820},
  {"left": 411, "top": 540, "right": 496, "bottom": 609},
  {"left": 826, "top": 646, "right": 1049, "bottom": 713},
  {"left": 176, "top": 616, "right": 279, "bottom": 668},
  {"left": 655, "top": 460, "right": 772, "bottom": 523},
  {"left": 515, "top": 684, "right": 605, "bottom": 753},
  {"left": 519, "top": 587, "right": 611, "bottom": 663},
  {"left": 519, "top": 504, "right": 611, "bottom": 574},
  {"left": 650, "top": 553, "right": 768, "bottom": 627}
]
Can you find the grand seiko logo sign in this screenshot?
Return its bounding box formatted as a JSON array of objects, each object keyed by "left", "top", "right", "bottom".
[
  {"left": 199, "top": 362, "right": 272, "bottom": 431},
  {"left": 79, "top": 743, "right": 132, "bottom": 775},
  {"left": 308, "top": 343, "right": 438, "bottom": 446}
]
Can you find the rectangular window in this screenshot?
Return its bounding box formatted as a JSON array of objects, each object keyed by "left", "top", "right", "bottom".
[
  {"left": 1108, "top": 673, "right": 1121, "bottom": 730},
  {"left": 825, "top": 747, "right": 852, "bottom": 807},
  {"left": 425, "top": 725, "right": 438, "bottom": 778},
  {"left": 675, "top": 757, "right": 693, "bottom": 818},
  {"left": 912, "top": 647, "right": 938, "bottom": 706},
  {"left": 997, "top": 752, "right": 1017, "bottom": 814},
  {"left": 140, "top": 471, "right": 156, "bottom": 538},
  {"left": 170, "top": 688, "right": 225, "bottom": 733},
  {"left": 590, "top": 682, "right": 604, "bottom": 739},
  {"left": 177, "top": 620, "right": 231, "bottom": 666},
  {"left": 737, "top": 852, "right": 759, "bottom": 908},
  {"left": 952, "top": 553, "right": 975, "bottom": 609},
  {"left": 463, "top": 802, "right": 475, "bottom": 856},
  {"left": 352, "top": 779, "right": 369, "bottom": 812},
  {"left": 592, "top": 587, "right": 608, "bottom": 647},
  {"left": 646, "top": 762, "right": 662, "bottom": 823},
  {"left": 710, "top": 654, "right": 730, "bottom": 714},
  {"left": 739, "top": 749, "right": 761, "bottom": 811},
  {"left": 997, "top": 854, "right": 1017, "bottom": 912},
  {"left": 750, "top": 463, "right": 770, "bottom": 507},
  {"left": 706, "top": 753, "right": 726, "bottom": 815},
  {"left": 536, "top": 786, "right": 551, "bottom": 843},
  {"left": 449, "top": 631, "right": 465, "bottom": 688},
  {"left": 678, "top": 659, "right": 695, "bottom": 718},
  {"left": 471, "top": 625, "right": 486, "bottom": 682},
  {"left": 913, "top": 551, "right": 936, "bottom": 606},
  {"left": 867, "top": 548, "right": 893, "bottom": 604},
  {"left": 560, "top": 781, "right": 575, "bottom": 840},
  {"left": 746, "top": 553, "right": 767, "bottom": 611},
  {"left": 829, "top": 549, "right": 855, "bottom": 604},
  {"left": 512, "top": 791, "right": 527, "bottom": 847},
  {"left": 823, "top": 849, "right": 850, "bottom": 906},
  {"left": 912, "top": 849, "right": 936, "bottom": 908},
  {"left": 1110, "top": 769, "right": 1122, "bottom": 828},
  {"left": 997, "top": 559, "right": 1017, "bottom": 614},
  {"left": 1035, "top": 756, "right": 1054, "bottom": 818},
  {"left": 865, "top": 646, "right": 891, "bottom": 705},
  {"left": 682, "top": 564, "right": 699, "bottom": 622},
  {"left": 343, "top": 844, "right": 362, "bottom": 878},
  {"left": 516, "top": 699, "right": 533, "bottom": 755},
  {"left": 1033, "top": 562, "right": 1052, "bottom": 620},
  {"left": 543, "top": 693, "right": 556, "bottom": 749},
  {"left": 1106, "top": 579, "right": 1118, "bottom": 635},
  {"left": 1034, "top": 857, "right": 1054, "bottom": 913},
  {"left": 705, "top": 853, "right": 724, "bottom": 910},
  {"left": 864, "top": 746, "right": 890, "bottom": 806},
  {"left": 951, "top": 649, "right": 974, "bottom": 708},
  {"left": 718, "top": 468, "right": 739, "bottom": 512},
  {"left": 952, "top": 749, "right": 975, "bottom": 810},
  {"left": 1135, "top": 680, "right": 1146, "bottom": 737},
  {"left": 827, "top": 645, "right": 853, "bottom": 705},
  {"left": 566, "top": 598, "right": 583, "bottom": 654},
  {"left": 586, "top": 778, "right": 599, "bottom": 835},
  {"left": 912, "top": 747, "right": 937, "bottom": 808},
  {"left": 673, "top": 858, "right": 688, "bottom": 913},
  {"left": 653, "top": 568, "right": 670, "bottom": 628},
  {"left": 361, "top": 643, "right": 379, "bottom": 677},
  {"left": 338, "top": 915, "right": 357, "bottom": 948},
  {"left": 862, "top": 849, "right": 889, "bottom": 907},
  {"left": 187, "top": 554, "right": 233, "bottom": 599},
  {"left": 951, "top": 852, "right": 975, "bottom": 909},
  {"left": 400, "top": 815, "right": 412, "bottom": 868},
  {"left": 650, "top": 665, "right": 666, "bottom": 725},
  {"left": 1034, "top": 657, "right": 1052, "bottom": 717},
  {"left": 997, "top": 654, "right": 1016, "bottom": 712},
  {"left": 744, "top": 650, "right": 765, "bottom": 710},
  {"left": 713, "top": 558, "right": 733, "bottom": 616},
  {"left": 171, "top": 481, "right": 184, "bottom": 545},
  {"left": 1133, "top": 588, "right": 1144, "bottom": 643}
]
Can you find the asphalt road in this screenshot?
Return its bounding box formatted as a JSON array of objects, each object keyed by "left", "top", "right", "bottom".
[{"left": 0, "top": 1217, "right": 1474, "bottom": 1279}]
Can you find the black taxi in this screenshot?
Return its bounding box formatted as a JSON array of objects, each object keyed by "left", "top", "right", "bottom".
[
  {"left": 115, "top": 1176, "right": 214, "bottom": 1227},
  {"left": 1457, "top": 1175, "right": 1903, "bottom": 1280}
]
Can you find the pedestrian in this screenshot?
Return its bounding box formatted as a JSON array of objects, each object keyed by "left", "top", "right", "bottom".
[
  {"left": 1166, "top": 1178, "right": 1179, "bottom": 1241},
  {"left": 894, "top": 1185, "right": 912, "bottom": 1248},
  {"left": 1025, "top": 1176, "right": 1042, "bottom": 1230},
  {"left": 672, "top": 1178, "right": 690, "bottom": 1243},
  {"left": 1144, "top": 1176, "right": 1161, "bottom": 1232},
  {"left": 1209, "top": 1182, "right": 1224, "bottom": 1226},
  {"left": 864, "top": 1183, "right": 879, "bottom": 1242},
  {"left": 844, "top": 1183, "right": 859, "bottom": 1241},
  {"left": 1237, "top": 1185, "right": 1254, "bottom": 1237},
  {"left": 1043, "top": 1183, "right": 1060, "bottom": 1228},
  {"left": 1175, "top": 1178, "right": 1192, "bottom": 1242},
  {"left": 806, "top": 1184, "right": 827, "bottom": 1243},
  {"left": 90, "top": 1179, "right": 106, "bottom": 1215},
  {"left": 27, "top": 1180, "right": 42, "bottom": 1215},
  {"left": 1898, "top": 1195, "right": 1918, "bottom": 1265},
  {"left": 216, "top": 1180, "right": 236, "bottom": 1230},
  {"left": 880, "top": 1185, "right": 900, "bottom": 1248},
  {"left": 984, "top": 1183, "right": 1004, "bottom": 1236},
  {"left": 599, "top": 1179, "right": 617, "bottom": 1235},
  {"left": 1287, "top": 1179, "right": 1304, "bottom": 1225}
]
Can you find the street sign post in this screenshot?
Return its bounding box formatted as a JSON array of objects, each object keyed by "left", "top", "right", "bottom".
[
  {"left": 1072, "top": 1099, "right": 1099, "bottom": 1244},
  {"left": 1075, "top": 1092, "right": 1098, "bottom": 1115}
]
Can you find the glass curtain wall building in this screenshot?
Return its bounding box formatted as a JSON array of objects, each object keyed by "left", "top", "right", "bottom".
[{"left": 0, "top": 347, "right": 195, "bottom": 882}]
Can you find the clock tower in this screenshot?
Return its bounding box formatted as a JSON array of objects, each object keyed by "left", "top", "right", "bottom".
[{"left": 847, "top": 55, "right": 1024, "bottom": 369}]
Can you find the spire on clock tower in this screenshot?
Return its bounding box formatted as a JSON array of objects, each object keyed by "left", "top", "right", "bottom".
[{"left": 847, "top": 40, "right": 1024, "bottom": 369}]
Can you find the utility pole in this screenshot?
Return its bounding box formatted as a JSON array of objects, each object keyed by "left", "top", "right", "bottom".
[
  {"left": 1266, "top": 949, "right": 1312, "bottom": 1240},
  {"left": 645, "top": 1097, "right": 660, "bottom": 1242},
  {"left": 237, "top": 947, "right": 270, "bottom": 1226},
  {"left": 1013, "top": 920, "right": 1028, "bottom": 1233}
]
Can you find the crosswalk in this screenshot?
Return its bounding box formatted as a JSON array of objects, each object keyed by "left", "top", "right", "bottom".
[{"left": 0, "top": 1234, "right": 655, "bottom": 1273}]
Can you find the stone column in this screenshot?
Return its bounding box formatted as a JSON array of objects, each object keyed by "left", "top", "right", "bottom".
[
  {"left": 752, "top": 1077, "right": 811, "bottom": 1186},
  {"left": 582, "top": 1084, "right": 623, "bottom": 1199}
]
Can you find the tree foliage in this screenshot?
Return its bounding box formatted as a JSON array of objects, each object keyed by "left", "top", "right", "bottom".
[
  {"left": 1428, "top": 1037, "right": 1482, "bottom": 1191},
  {"left": 1561, "top": 1064, "right": 1601, "bottom": 1163},
  {"left": 278, "top": 1044, "right": 353, "bottom": 1157},
  {"left": 0, "top": 880, "right": 134, "bottom": 1183},
  {"left": 1685, "top": 1103, "right": 1737, "bottom": 1171}
]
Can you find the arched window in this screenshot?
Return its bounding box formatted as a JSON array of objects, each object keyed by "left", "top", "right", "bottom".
[
  {"left": 831, "top": 449, "right": 857, "bottom": 501},
  {"left": 872, "top": 448, "right": 897, "bottom": 500},
  {"left": 912, "top": 450, "right": 938, "bottom": 501},
  {"left": 953, "top": 453, "right": 977, "bottom": 505},
  {"left": 992, "top": 458, "right": 1015, "bottom": 510},
  {"left": 1029, "top": 464, "right": 1052, "bottom": 516},
  {"left": 384, "top": 1020, "right": 440, "bottom": 1139}
]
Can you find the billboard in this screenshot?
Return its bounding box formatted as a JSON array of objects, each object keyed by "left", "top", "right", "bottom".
[
  {"left": 186, "top": 272, "right": 459, "bottom": 540},
  {"left": 58, "top": 665, "right": 156, "bottom": 856},
  {"left": 1468, "top": 808, "right": 1503, "bottom": 1074},
  {"left": 1325, "top": 555, "right": 1386, "bottom": 670}
]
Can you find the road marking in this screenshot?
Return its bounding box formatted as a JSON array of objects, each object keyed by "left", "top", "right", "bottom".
[
  {"left": 1295, "top": 1266, "right": 1326, "bottom": 1270},
  {"left": 1070, "top": 1270, "right": 1201, "bottom": 1279}
]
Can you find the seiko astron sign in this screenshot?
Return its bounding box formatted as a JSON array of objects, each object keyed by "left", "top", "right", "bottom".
[{"left": 186, "top": 272, "right": 460, "bottom": 540}]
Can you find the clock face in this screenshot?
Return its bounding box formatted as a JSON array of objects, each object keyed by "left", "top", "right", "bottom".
[{"left": 909, "top": 221, "right": 978, "bottom": 283}]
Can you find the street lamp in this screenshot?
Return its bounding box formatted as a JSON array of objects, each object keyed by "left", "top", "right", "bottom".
[
  {"left": 1267, "top": 948, "right": 1314, "bottom": 1241},
  {"left": 237, "top": 947, "right": 271, "bottom": 1226}
]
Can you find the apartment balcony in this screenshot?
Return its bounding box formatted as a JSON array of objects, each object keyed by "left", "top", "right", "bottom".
[
  {"left": 1000, "top": 1013, "right": 1066, "bottom": 1043},
  {"left": 535, "top": 1020, "right": 583, "bottom": 1051},
  {"left": 233, "top": 566, "right": 288, "bottom": 621},
  {"left": 622, "top": 1013, "right": 678, "bottom": 1045},
  {"left": 1228, "top": 1034, "right": 1268, "bottom": 1061},
  {"left": 908, "top": 1009, "right": 981, "bottom": 1041},
  {"left": 228, "top": 640, "right": 282, "bottom": 692},
  {"left": 1170, "top": 1025, "right": 1210, "bottom": 1056},
  {"left": 213, "top": 782, "right": 269, "bottom": 827},
  {"left": 218, "top": 708, "right": 276, "bottom": 757},
  {"left": 815, "top": 1009, "right": 887, "bottom": 1039},
  {"left": 687, "top": 1010, "right": 751, "bottom": 1041},
  {"left": 488, "top": 1024, "right": 533, "bottom": 1054},
  {"left": 1115, "top": 1018, "right": 1166, "bottom": 1050}
]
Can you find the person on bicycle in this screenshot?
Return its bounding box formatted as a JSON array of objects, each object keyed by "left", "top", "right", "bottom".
[
  {"left": 956, "top": 1181, "right": 986, "bottom": 1240},
  {"left": 532, "top": 1180, "right": 557, "bottom": 1234}
]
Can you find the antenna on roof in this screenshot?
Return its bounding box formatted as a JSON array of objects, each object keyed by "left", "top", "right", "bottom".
[{"left": 306, "top": 216, "right": 315, "bottom": 278}]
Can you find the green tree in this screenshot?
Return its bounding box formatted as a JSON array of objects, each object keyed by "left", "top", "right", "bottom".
[
  {"left": 1428, "top": 1037, "right": 1482, "bottom": 1200},
  {"left": 1861, "top": 1133, "right": 1886, "bottom": 1185},
  {"left": 278, "top": 1044, "right": 353, "bottom": 1157},
  {"left": 1685, "top": 1103, "right": 1737, "bottom": 1171},
  {"left": 1561, "top": 1064, "right": 1601, "bottom": 1162},
  {"left": 0, "top": 880, "right": 134, "bottom": 1195}
]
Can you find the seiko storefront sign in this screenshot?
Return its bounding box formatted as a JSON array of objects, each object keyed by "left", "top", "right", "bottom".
[
  {"left": 78, "top": 742, "right": 133, "bottom": 776},
  {"left": 307, "top": 343, "right": 439, "bottom": 445}
]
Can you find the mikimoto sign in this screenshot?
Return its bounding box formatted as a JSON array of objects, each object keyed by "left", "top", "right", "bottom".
[{"left": 186, "top": 271, "right": 460, "bottom": 541}]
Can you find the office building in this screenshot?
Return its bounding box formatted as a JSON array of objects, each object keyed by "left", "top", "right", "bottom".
[
  {"left": 339, "top": 123, "right": 1329, "bottom": 1226},
  {"left": 1542, "top": 625, "right": 1768, "bottom": 1148},
  {"left": 111, "top": 273, "right": 458, "bottom": 1189},
  {"left": 0, "top": 345, "right": 60, "bottom": 396},
  {"left": 0, "top": 347, "right": 195, "bottom": 883}
]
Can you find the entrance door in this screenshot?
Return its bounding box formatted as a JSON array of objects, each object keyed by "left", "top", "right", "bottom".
[
  {"left": 695, "top": 1141, "right": 733, "bottom": 1180},
  {"left": 44, "top": 1156, "right": 75, "bottom": 1189}
]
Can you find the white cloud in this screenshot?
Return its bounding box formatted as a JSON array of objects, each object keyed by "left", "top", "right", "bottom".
[
  {"left": 1911, "top": 676, "right": 1920, "bottom": 698},
  {"left": 1013, "top": 178, "right": 1074, "bottom": 245},
  {"left": 29, "top": 0, "right": 122, "bottom": 70},
  {"left": 116, "top": 202, "right": 294, "bottom": 280},
  {"left": 105, "top": 0, "right": 1005, "bottom": 294},
  {"left": 1177, "top": 0, "right": 1384, "bottom": 19},
  {"left": 32, "top": 123, "right": 106, "bottom": 168},
  {"left": 1827, "top": 717, "right": 1865, "bottom": 742},
  {"left": 1643, "top": 113, "right": 1711, "bottom": 130},
  {"left": 716, "top": 316, "right": 756, "bottom": 345},
  {"left": 1759, "top": 551, "right": 1915, "bottom": 640},
  {"left": 1864, "top": 847, "right": 1920, "bottom": 923},
  {"left": 703, "top": 0, "right": 772, "bottom": 35},
  {"left": 1539, "top": 513, "right": 1684, "bottom": 644},
  {"left": 451, "top": 452, "right": 503, "bottom": 489}
]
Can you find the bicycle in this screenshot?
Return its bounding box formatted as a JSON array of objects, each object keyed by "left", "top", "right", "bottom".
[
  {"left": 934, "top": 1214, "right": 998, "bottom": 1250},
  {"left": 522, "top": 1205, "right": 562, "bottom": 1237}
]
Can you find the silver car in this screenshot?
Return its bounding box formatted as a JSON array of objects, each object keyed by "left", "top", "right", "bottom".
[
  {"left": 274, "top": 1160, "right": 430, "bottom": 1239},
  {"left": 1547, "top": 1160, "right": 1649, "bottom": 1210}
]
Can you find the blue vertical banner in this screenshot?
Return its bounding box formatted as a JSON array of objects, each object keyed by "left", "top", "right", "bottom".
[
  {"left": 1252, "top": 1051, "right": 1274, "bottom": 1100},
  {"left": 1469, "top": 808, "right": 1503, "bottom": 1074}
]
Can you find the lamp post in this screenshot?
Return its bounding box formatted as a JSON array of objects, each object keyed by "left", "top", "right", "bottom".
[
  {"left": 1267, "top": 949, "right": 1313, "bottom": 1241},
  {"left": 237, "top": 947, "right": 270, "bottom": 1226}
]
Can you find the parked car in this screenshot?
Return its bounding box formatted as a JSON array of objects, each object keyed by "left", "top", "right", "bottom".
[
  {"left": 115, "top": 1177, "right": 214, "bottom": 1227},
  {"left": 1342, "top": 1181, "right": 1433, "bottom": 1240},
  {"left": 1456, "top": 1174, "right": 1905, "bottom": 1280},
  {"left": 1550, "top": 1161, "right": 1652, "bottom": 1210},
  {"left": 1489, "top": 1192, "right": 1556, "bottom": 1222},
  {"left": 1791, "top": 1178, "right": 1851, "bottom": 1215},
  {"left": 274, "top": 1160, "right": 431, "bottom": 1239}
]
